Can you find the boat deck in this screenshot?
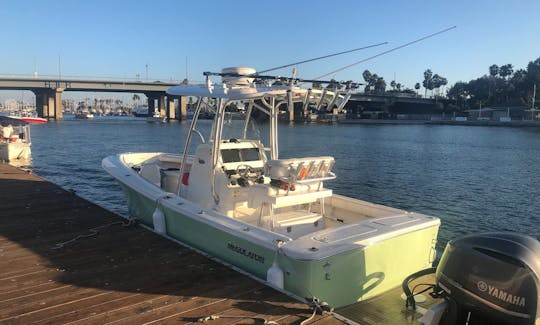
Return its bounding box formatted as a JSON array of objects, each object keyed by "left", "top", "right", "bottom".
[
  {"left": 335, "top": 274, "right": 439, "bottom": 324},
  {"left": 0, "top": 162, "right": 440, "bottom": 324},
  {"left": 0, "top": 163, "right": 339, "bottom": 324}
]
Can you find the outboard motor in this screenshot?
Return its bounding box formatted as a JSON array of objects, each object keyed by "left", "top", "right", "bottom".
[{"left": 435, "top": 232, "right": 540, "bottom": 325}]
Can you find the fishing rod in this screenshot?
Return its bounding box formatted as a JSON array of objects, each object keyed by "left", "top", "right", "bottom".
[
  {"left": 203, "top": 42, "right": 390, "bottom": 88},
  {"left": 257, "top": 42, "right": 388, "bottom": 74},
  {"left": 311, "top": 26, "right": 457, "bottom": 81}
]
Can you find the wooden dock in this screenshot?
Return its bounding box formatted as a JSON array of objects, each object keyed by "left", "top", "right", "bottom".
[
  {"left": 0, "top": 162, "right": 440, "bottom": 324},
  {"left": 0, "top": 163, "right": 341, "bottom": 325}
]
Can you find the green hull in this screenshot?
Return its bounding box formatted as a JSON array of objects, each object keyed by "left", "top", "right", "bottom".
[
  {"left": 277, "top": 226, "right": 438, "bottom": 307},
  {"left": 120, "top": 183, "right": 275, "bottom": 279},
  {"left": 119, "top": 182, "right": 439, "bottom": 308}
]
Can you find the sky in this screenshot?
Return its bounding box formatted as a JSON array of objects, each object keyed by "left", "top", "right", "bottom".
[{"left": 1, "top": 0, "right": 540, "bottom": 103}]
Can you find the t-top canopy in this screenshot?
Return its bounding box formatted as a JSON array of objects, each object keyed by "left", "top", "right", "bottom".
[{"left": 166, "top": 84, "right": 302, "bottom": 100}]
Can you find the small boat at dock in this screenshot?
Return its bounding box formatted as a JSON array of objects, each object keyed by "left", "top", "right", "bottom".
[
  {"left": 103, "top": 67, "right": 440, "bottom": 308},
  {"left": 0, "top": 116, "right": 31, "bottom": 162}
]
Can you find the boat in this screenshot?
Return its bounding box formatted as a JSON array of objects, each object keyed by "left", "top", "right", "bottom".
[
  {"left": 0, "top": 116, "right": 31, "bottom": 162},
  {"left": 75, "top": 110, "right": 94, "bottom": 119},
  {"left": 146, "top": 110, "right": 168, "bottom": 123},
  {"left": 103, "top": 67, "right": 440, "bottom": 308},
  {"left": 308, "top": 112, "right": 318, "bottom": 122},
  {"left": 132, "top": 105, "right": 149, "bottom": 117},
  {"left": 7, "top": 110, "right": 47, "bottom": 124},
  {"left": 17, "top": 116, "right": 47, "bottom": 124}
]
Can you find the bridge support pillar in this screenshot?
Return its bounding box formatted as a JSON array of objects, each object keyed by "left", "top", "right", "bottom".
[
  {"left": 288, "top": 104, "right": 294, "bottom": 122},
  {"left": 179, "top": 96, "right": 187, "bottom": 120},
  {"left": 147, "top": 95, "right": 156, "bottom": 116},
  {"left": 158, "top": 95, "right": 166, "bottom": 118},
  {"left": 47, "top": 95, "right": 55, "bottom": 118},
  {"left": 166, "top": 97, "right": 176, "bottom": 120},
  {"left": 34, "top": 91, "right": 47, "bottom": 118},
  {"left": 33, "top": 89, "right": 62, "bottom": 119},
  {"left": 54, "top": 89, "right": 63, "bottom": 120}
]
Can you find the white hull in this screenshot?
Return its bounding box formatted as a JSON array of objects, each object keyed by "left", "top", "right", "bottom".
[{"left": 0, "top": 142, "right": 31, "bottom": 161}]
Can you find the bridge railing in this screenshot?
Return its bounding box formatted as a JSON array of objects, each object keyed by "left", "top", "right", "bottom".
[{"left": 0, "top": 73, "right": 196, "bottom": 84}]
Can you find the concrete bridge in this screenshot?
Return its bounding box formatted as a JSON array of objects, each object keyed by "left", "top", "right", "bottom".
[{"left": 0, "top": 77, "right": 186, "bottom": 120}]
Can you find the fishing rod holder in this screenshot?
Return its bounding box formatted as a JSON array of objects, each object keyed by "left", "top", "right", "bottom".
[{"left": 203, "top": 71, "right": 362, "bottom": 89}]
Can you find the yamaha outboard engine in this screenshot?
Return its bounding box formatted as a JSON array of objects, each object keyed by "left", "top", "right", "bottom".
[{"left": 435, "top": 232, "right": 540, "bottom": 325}]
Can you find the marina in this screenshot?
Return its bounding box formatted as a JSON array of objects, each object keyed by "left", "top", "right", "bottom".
[
  {"left": 1, "top": 105, "right": 538, "bottom": 322},
  {"left": 3, "top": 2, "right": 540, "bottom": 322}
]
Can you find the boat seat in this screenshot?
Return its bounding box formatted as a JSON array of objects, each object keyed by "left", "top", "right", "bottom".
[{"left": 272, "top": 210, "right": 324, "bottom": 238}]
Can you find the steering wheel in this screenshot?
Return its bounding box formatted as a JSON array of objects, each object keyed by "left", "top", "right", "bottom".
[{"left": 236, "top": 164, "right": 254, "bottom": 179}]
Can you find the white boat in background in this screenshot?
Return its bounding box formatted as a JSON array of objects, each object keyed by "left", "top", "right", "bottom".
[
  {"left": 0, "top": 116, "right": 31, "bottom": 162},
  {"left": 132, "top": 105, "right": 149, "bottom": 117},
  {"left": 17, "top": 116, "right": 47, "bottom": 124},
  {"left": 146, "top": 111, "right": 167, "bottom": 123},
  {"left": 308, "top": 112, "right": 319, "bottom": 122},
  {"left": 7, "top": 110, "right": 47, "bottom": 124},
  {"left": 75, "top": 111, "right": 94, "bottom": 119},
  {"left": 103, "top": 67, "right": 440, "bottom": 308}
]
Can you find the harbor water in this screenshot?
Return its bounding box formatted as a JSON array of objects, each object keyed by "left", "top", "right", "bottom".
[{"left": 28, "top": 116, "right": 540, "bottom": 251}]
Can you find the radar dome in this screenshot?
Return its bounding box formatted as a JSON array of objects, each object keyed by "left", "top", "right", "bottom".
[{"left": 221, "top": 67, "right": 256, "bottom": 86}]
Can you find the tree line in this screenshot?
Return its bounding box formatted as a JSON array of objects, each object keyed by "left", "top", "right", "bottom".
[
  {"left": 361, "top": 69, "right": 448, "bottom": 97},
  {"left": 447, "top": 57, "right": 540, "bottom": 109},
  {"left": 358, "top": 55, "right": 540, "bottom": 111}
]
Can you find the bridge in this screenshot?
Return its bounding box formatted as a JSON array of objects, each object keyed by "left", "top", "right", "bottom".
[{"left": 0, "top": 77, "right": 187, "bottom": 120}]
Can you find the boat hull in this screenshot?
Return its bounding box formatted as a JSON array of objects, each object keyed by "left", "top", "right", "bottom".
[
  {"left": 278, "top": 225, "right": 438, "bottom": 307},
  {"left": 0, "top": 142, "right": 31, "bottom": 161},
  {"left": 104, "top": 153, "right": 439, "bottom": 308},
  {"left": 116, "top": 181, "right": 277, "bottom": 280}
]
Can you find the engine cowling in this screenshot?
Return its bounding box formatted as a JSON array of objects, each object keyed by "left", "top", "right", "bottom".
[{"left": 436, "top": 232, "right": 540, "bottom": 325}]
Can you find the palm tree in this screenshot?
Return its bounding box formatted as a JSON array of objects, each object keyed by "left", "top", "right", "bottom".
[
  {"left": 423, "top": 69, "right": 433, "bottom": 97},
  {"left": 415, "top": 83, "right": 421, "bottom": 96},
  {"left": 499, "top": 64, "right": 513, "bottom": 79},
  {"left": 374, "top": 77, "right": 386, "bottom": 93},
  {"left": 489, "top": 64, "right": 499, "bottom": 78},
  {"left": 132, "top": 94, "right": 140, "bottom": 107}
]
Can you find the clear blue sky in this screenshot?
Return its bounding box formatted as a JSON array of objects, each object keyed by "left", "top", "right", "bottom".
[{"left": 1, "top": 0, "right": 540, "bottom": 102}]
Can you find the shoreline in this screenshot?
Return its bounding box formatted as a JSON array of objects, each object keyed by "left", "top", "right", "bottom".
[{"left": 336, "top": 119, "right": 540, "bottom": 127}]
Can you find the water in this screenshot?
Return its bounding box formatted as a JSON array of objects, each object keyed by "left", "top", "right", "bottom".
[{"left": 28, "top": 116, "right": 540, "bottom": 250}]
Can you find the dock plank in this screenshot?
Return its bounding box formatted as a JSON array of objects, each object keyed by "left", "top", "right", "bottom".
[{"left": 0, "top": 162, "right": 340, "bottom": 325}]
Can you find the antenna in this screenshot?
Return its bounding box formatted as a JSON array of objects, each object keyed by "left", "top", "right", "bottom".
[
  {"left": 258, "top": 42, "right": 388, "bottom": 74},
  {"left": 58, "top": 52, "right": 62, "bottom": 80},
  {"left": 33, "top": 56, "right": 38, "bottom": 78},
  {"left": 312, "top": 26, "right": 457, "bottom": 80},
  {"left": 185, "top": 56, "right": 188, "bottom": 81}
]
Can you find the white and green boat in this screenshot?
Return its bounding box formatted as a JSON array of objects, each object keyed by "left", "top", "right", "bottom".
[{"left": 102, "top": 68, "right": 440, "bottom": 308}]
